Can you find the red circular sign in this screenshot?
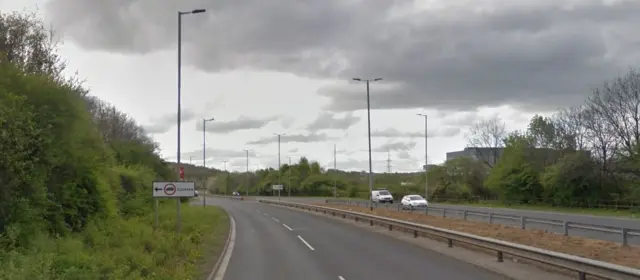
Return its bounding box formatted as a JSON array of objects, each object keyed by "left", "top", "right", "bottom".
[{"left": 164, "top": 184, "right": 177, "bottom": 196}]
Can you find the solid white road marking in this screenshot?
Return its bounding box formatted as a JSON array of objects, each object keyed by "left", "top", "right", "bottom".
[
  {"left": 282, "top": 224, "right": 293, "bottom": 231},
  {"left": 208, "top": 216, "right": 236, "bottom": 280},
  {"left": 338, "top": 277, "right": 346, "bottom": 280},
  {"left": 297, "top": 235, "right": 315, "bottom": 251},
  {"left": 271, "top": 217, "right": 280, "bottom": 222}
]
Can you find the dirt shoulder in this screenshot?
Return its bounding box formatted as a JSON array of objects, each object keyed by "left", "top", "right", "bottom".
[{"left": 314, "top": 203, "right": 640, "bottom": 269}]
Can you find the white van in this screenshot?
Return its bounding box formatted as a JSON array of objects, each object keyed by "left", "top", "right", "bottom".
[{"left": 371, "top": 189, "right": 394, "bottom": 204}]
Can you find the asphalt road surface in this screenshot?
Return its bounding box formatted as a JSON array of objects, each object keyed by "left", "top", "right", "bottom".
[
  {"left": 208, "top": 197, "right": 507, "bottom": 280},
  {"left": 251, "top": 196, "right": 640, "bottom": 244}
]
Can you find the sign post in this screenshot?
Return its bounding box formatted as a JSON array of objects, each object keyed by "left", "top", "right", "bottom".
[
  {"left": 272, "top": 184, "right": 283, "bottom": 200},
  {"left": 153, "top": 181, "right": 196, "bottom": 233}
]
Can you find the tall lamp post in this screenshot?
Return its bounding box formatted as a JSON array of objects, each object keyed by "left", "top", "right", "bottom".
[
  {"left": 202, "top": 117, "right": 214, "bottom": 207},
  {"left": 417, "top": 113, "right": 428, "bottom": 200},
  {"left": 243, "top": 149, "right": 251, "bottom": 197},
  {"left": 353, "top": 77, "right": 382, "bottom": 211},
  {"left": 176, "top": 8, "right": 206, "bottom": 233},
  {"left": 274, "top": 133, "right": 286, "bottom": 198}
]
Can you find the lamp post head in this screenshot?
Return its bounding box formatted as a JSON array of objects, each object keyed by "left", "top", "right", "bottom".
[
  {"left": 373, "top": 78, "right": 383, "bottom": 81},
  {"left": 352, "top": 78, "right": 362, "bottom": 81},
  {"left": 192, "top": 9, "right": 206, "bottom": 13}
]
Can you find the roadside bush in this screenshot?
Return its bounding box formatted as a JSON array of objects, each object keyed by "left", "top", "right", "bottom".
[{"left": 0, "top": 203, "right": 229, "bottom": 280}]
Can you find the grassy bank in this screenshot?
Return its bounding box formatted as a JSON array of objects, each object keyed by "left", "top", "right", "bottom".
[{"left": 0, "top": 202, "right": 229, "bottom": 280}]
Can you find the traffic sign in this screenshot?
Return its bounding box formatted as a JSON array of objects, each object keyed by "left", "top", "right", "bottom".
[
  {"left": 272, "top": 184, "right": 283, "bottom": 190},
  {"left": 179, "top": 167, "right": 185, "bottom": 180},
  {"left": 153, "top": 181, "right": 196, "bottom": 198}
]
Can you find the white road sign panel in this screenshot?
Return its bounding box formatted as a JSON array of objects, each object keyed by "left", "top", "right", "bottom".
[
  {"left": 153, "top": 181, "right": 196, "bottom": 198},
  {"left": 272, "top": 184, "right": 284, "bottom": 190}
]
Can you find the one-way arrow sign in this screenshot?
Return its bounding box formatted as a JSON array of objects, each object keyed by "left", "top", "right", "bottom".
[{"left": 154, "top": 187, "right": 162, "bottom": 191}]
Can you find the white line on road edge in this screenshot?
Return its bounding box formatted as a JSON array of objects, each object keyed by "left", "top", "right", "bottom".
[
  {"left": 338, "top": 276, "right": 346, "bottom": 280},
  {"left": 297, "top": 235, "right": 315, "bottom": 251},
  {"left": 208, "top": 216, "right": 236, "bottom": 280},
  {"left": 282, "top": 224, "right": 293, "bottom": 231},
  {"left": 271, "top": 217, "right": 280, "bottom": 222}
]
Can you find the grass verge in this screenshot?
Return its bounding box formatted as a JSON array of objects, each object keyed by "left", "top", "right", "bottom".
[
  {"left": 316, "top": 204, "right": 640, "bottom": 269},
  {"left": 0, "top": 201, "right": 230, "bottom": 280}
]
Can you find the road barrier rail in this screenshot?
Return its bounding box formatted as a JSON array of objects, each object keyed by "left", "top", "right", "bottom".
[
  {"left": 259, "top": 199, "right": 640, "bottom": 280},
  {"left": 324, "top": 198, "right": 640, "bottom": 246}
]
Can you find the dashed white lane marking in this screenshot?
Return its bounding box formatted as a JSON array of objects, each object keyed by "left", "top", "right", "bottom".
[
  {"left": 255, "top": 210, "right": 261, "bottom": 213},
  {"left": 282, "top": 224, "right": 293, "bottom": 231},
  {"left": 297, "top": 235, "right": 315, "bottom": 251},
  {"left": 338, "top": 276, "right": 346, "bottom": 280},
  {"left": 263, "top": 212, "right": 269, "bottom": 217},
  {"left": 271, "top": 217, "right": 280, "bottom": 222}
]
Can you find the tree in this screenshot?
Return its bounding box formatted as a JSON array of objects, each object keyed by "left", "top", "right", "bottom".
[{"left": 465, "top": 115, "right": 507, "bottom": 167}]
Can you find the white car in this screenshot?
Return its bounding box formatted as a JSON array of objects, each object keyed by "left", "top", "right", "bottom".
[
  {"left": 194, "top": 190, "right": 199, "bottom": 197},
  {"left": 401, "top": 195, "right": 428, "bottom": 209},
  {"left": 371, "top": 189, "right": 394, "bottom": 204}
]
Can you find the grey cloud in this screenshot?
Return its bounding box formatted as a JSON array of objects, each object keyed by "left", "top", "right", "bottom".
[
  {"left": 288, "top": 148, "right": 299, "bottom": 153},
  {"left": 397, "top": 151, "right": 412, "bottom": 160},
  {"left": 180, "top": 148, "right": 256, "bottom": 161},
  {"left": 371, "top": 127, "right": 460, "bottom": 138},
  {"left": 246, "top": 132, "right": 334, "bottom": 145},
  {"left": 373, "top": 141, "right": 416, "bottom": 153},
  {"left": 143, "top": 109, "right": 197, "bottom": 134},
  {"left": 306, "top": 112, "right": 360, "bottom": 131},
  {"left": 197, "top": 116, "right": 279, "bottom": 133},
  {"left": 47, "top": 1, "right": 640, "bottom": 112}
]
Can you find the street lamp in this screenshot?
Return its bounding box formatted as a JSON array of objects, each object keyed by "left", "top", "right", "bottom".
[
  {"left": 352, "top": 77, "right": 382, "bottom": 211},
  {"left": 202, "top": 117, "right": 214, "bottom": 207},
  {"left": 243, "top": 149, "right": 251, "bottom": 197},
  {"left": 274, "top": 133, "right": 286, "bottom": 198},
  {"left": 417, "top": 113, "right": 428, "bottom": 201},
  {"left": 176, "top": 8, "right": 206, "bottom": 233}
]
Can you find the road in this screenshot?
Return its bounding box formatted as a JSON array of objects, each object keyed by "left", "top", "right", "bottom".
[
  {"left": 208, "top": 197, "right": 507, "bottom": 280},
  {"left": 250, "top": 196, "right": 640, "bottom": 244}
]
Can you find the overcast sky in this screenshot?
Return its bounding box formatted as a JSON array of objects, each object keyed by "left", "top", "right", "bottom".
[{"left": 3, "top": 0, "right": 639, "bottom": 172}]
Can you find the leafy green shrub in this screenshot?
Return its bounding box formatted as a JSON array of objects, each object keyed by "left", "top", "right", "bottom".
[{"left": 0, "top": 204, "right": 229, "bottom": 280}]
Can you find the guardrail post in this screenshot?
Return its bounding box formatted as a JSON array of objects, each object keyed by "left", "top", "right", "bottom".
[
  {"left": 497, "top": 251, "right": 503, "bottom": 262},
  {"left": 520, "top": 216, "right": 525, "bottom": 229},
  {"left": 448, "top": 239, "right": 453, "bottom": 247},
  {"left": 563, "top": 221, "right": 569, "bottom": 236},
  {"left": 578, "top": 272, "right": 586, "bottom": 280},
  {"left": 355, "top": 217, "right": 359, "bottom": 222},
  {"left": 463, "top": 210, "right": 468, "bottom": 220},
  {"left": 413, "top": 230, "right": 418, "bottom": 238},
  {"left": 488, "top": 213, "right": 493, "bottom": 224},
  {"left": 385, "top": 203, "right": 389, "bottom": 209},
  {"left": 410, "top": 206, "right": 413, "bottom": 213},
  {"left": 442, "top": 209, "right": 447, "bottom": 217},
  {"left": 388, "top": 224, "right": 392, "bottom": 231},
  {"left": 370, "top": 220, "right": 374, "bottom": 226},
  {"left": 622, "top": 228, "right": 628, "bottom": 246},
  {"left": 397, "top": 204, "right": 401, "bottom": 211},
  {"left": 425, "top": 207, "right": 429, "bottom": 216}
]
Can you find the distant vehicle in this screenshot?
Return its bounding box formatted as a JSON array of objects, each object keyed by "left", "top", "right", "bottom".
[
  {"left": 232, "top": 191, "right": 240, "bottom": 196},
  {"left": 194, "top": 190, "right": 199, "bottom": 197},
  {"left": 401, "top": 195, "right": 428, "bottom": 209},
  {"left": 371, "top": 189, "right": 394, "bottom": 204}
]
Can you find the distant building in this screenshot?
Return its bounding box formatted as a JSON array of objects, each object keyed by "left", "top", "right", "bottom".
[
  {"left": 446, "top": 147, "right": 504, "bottom": 167},
  {"left": 447, "top": 147, "right": 590, "bottom": 167}
]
